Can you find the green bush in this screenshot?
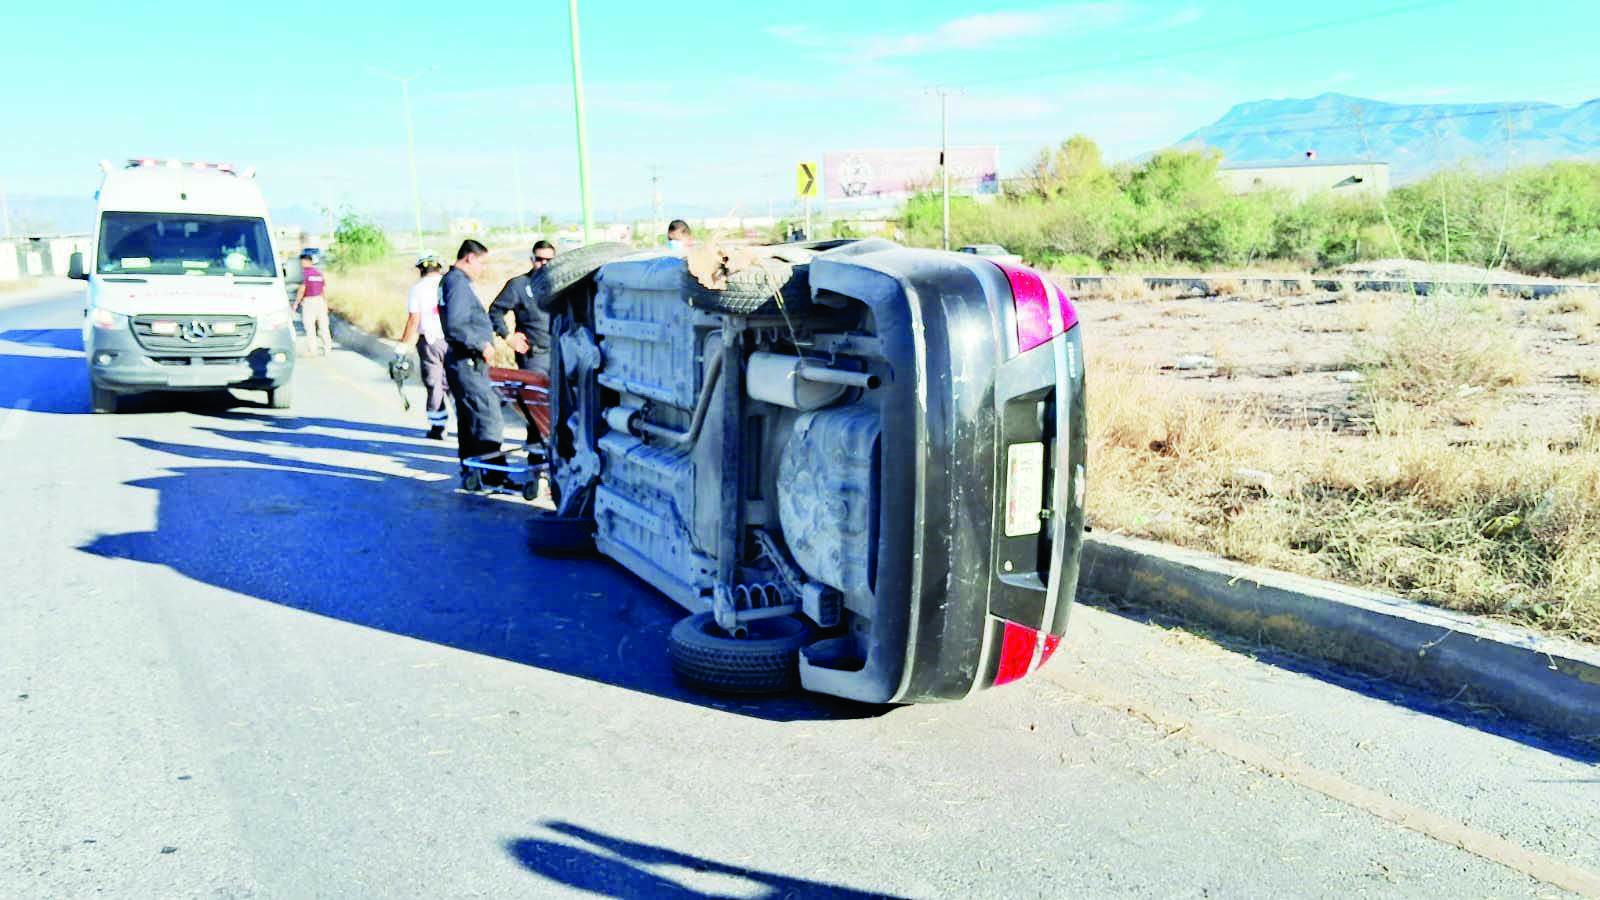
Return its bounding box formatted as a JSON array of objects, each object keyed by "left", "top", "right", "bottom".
[
  {"left": 328, "top": 210, "right": 391, "bottom": 270},
  {"left": 899, "top": 138, "right": 1600, "bottom": 277}
]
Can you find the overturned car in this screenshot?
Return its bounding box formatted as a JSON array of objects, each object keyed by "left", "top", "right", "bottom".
[{"left": 529, "top": 238, "right": 1086, "bottom": 704}]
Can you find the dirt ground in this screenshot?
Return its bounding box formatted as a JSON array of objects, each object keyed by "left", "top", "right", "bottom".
[{"left": 1075, "top": 288, "right": 1600, "bottom": 447}]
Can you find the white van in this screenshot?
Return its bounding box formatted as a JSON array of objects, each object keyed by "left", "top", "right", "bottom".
[{"left": 70, "top": 159, "right": 296, "bottom": 413}]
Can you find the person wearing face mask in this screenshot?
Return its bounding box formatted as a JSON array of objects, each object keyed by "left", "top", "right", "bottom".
[
  {"left": 666, "top": 219, "right": 692, "bottom": 250},
  {"left": 438, "top": 239, "right": 505, "bottom": 472}
]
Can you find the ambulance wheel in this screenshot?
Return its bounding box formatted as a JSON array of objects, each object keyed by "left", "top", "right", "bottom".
[
  {"left": 91, "top": 384, "right": 119, "bottom": 414},
  {"left": 668, "top": 612, "right": 808, "bottom": 695},
  {"left": 462, "top": 469, "right": 483, "bottom": 492}
]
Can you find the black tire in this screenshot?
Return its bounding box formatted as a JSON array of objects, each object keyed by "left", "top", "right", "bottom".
[
  {"left": 267, "top": 384, "right": 292, "bottom": 410},
  {"left": 90, "top": 384, "right": 119, "bottom": 414},
  {"left": 531, "top": 242, "right": 635, "bottom": 313},
  {"left": 521, "top": 480, "right": 539, "bottom": 502},
  {"left": 685, "top": 257, "right": 810, "bottom": 315},
  {"left": 668, "top": 612, "right": 808, "bottom": 695},
  {"left": 462, "top": 469, "right": 483, "bottom": 492},
  {"left": 525, "top": 510, "right": 596, "bottom": 557}
]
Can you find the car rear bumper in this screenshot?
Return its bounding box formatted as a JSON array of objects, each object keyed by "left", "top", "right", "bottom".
[
  {"left": 800, "top": 243, "right": 1086, "bottom": 704},
  {"left": 88, "top": 322, "right": 295, "bottom": 392}
]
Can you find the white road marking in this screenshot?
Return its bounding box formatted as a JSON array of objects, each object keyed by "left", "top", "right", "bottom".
[{"left": 0, "top": 399, "right": 33, "bottom": 441}]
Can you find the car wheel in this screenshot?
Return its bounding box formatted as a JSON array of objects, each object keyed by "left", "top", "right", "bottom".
[
  {"left": 684, "top": 256, "right": 811, "bottom": 315},
  {"left": 524, "top": 509, "right": 596, "bottom": 557},
  {"left": 267, "top": 384, "right": 292, "bottom": 410},
  {"left": 90, "top": 384, "right": 119, "bottom": 414},
  {"left": 668, "top": 612, "right": 808, "bottom": 695},
  {"left": 530, "top": 242, "right": 636, "bottom": 312}
]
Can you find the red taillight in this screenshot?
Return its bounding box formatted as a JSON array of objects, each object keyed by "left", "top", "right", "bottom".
[
  {"left": 993, "top": 619, "right": 1064, "bottom": 686},
  {"left": 994, "top": 261, "right": 1078, "bottom": 353}
]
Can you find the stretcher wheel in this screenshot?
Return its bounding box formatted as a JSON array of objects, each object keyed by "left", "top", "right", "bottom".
[
  {"left": 462, "top": 469, "right": 483, "bottom": 492},
  {"left": 521, "top": 480, "right": 539, "bottom": 502}
]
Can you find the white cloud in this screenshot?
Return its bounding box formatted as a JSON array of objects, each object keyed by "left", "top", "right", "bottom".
[{"left": 770, "top": 5, "right": 1127, "bottom": 63}]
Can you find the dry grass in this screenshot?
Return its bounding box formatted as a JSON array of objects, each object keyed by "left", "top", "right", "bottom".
[
  {"left": 0, "top": 278, "right": 43, "bottom": 295},
  {"left": 324, "top": 246, "right": 540, "bottom": 364},
  {"left": 1351, "top": 292, "right": 1531, "bottom": 409},
  {"left": 1087, "top": 356, "right": 1600, "bottom": 641}
]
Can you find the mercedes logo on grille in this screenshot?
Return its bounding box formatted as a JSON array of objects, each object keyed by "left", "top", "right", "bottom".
[{"left": 180, "top": 320, "right": 211, "bottom": 343}]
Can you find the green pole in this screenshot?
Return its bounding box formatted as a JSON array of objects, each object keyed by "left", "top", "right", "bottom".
[
  {"left": 402, "top": 78, "right": 423, "bottom": 248},
  {"left": 567, "top": 0, "right": 593, "bottom": 244}
]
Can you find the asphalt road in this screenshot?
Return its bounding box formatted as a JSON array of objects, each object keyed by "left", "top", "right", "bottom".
[{"left": 2, "top": 285, "right": 1597, "bottom": 899}]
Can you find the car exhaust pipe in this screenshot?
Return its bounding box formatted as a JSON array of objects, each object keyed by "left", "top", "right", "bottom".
[{"left": 797, "top": 363, "right": 880, "bottom": 390}]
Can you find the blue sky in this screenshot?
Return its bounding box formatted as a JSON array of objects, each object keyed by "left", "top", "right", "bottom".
[{"left": 3, "top": 0, "right": 1596, "bottom": 224}]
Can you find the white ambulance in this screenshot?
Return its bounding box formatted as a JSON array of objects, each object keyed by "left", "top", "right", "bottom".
[{"left": 71, "top": 159, "right": 296, "bottom": 413}]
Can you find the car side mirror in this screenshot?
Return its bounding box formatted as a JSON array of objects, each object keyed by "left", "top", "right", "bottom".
[{"left": 68, "top": 251, "right": 88, "bottom": 280}]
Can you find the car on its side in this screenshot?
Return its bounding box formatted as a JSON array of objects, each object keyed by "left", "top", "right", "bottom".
[{"left": 526, "top": 238, "right": 1087, "bottom": 704}]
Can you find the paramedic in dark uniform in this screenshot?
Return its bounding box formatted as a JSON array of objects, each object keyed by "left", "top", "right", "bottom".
[
  {"left": 439, "top": 239, "right": 505, "bottom": 471},
  {"left": 488, "top": 239, "right": 556, "bottom": 444}
]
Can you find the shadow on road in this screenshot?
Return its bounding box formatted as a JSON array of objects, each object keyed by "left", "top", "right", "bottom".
[
  {"left": 506, "top": 821, "right": 906, "bottom": 899},
  {"left": 0, "top": 331, "right": 271, "bottom": 416},
  {"left": 0, "top": 327, "right": 83, "bottom": 352},
  {"left": 1081, "top": 595, "right": 1600, "bottom": 764},
  {"left": 80, "top": 424, "right": 884, "bottom": 723}
]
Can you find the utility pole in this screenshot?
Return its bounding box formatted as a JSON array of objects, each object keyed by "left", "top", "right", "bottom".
[
  {"left": 649, "top": 165, "right": 663, "bottom": 246},
  {"left": 372, "top": 65, "right": 436, "bottom": 249},
  {"left": 513, "top": 154, "right": 526, "bottom": 234},
  {"left": 567, "top": 0, "right": 594, "bottom": 244},
  {"left": 938, "top": 88, "right": 951, "bottom": 251},
  {"left": 0, "top": 180, "right": 11, "bottom": 238}
]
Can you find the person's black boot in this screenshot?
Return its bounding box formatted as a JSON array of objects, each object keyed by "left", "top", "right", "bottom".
[{"left": 426, "top": 425, "right": 446, "bottom": 440}]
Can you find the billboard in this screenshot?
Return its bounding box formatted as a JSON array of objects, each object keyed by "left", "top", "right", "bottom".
[{"left": 824, "top": 147, "right": 1000, "bottom": 201}]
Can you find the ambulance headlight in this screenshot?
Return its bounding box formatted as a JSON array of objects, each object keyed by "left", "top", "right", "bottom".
[{"left": 91, "top": 308, "right": 129, "bottom": 331}]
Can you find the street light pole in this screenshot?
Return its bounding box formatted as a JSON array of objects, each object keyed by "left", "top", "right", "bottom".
[
  {"left": 373, "top": 66, "right": 435, "bottom": 250},
  {"left": 567, "top": 0, "right": 594, "bottom": 244},
  {"left": 401, "top": 78, "right": 423, "bottom": 247},
  {"left": 939, "top": 88, "right": 950, "bottom": 251}
]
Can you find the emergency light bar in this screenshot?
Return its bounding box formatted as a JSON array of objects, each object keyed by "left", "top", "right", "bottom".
[{"left": 124, "top": 158, "right": 253, "bottom": 177}]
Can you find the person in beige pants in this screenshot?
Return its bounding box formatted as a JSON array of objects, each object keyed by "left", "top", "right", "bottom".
[{"left": 293, "top": 251, "right": 333, "bottom": 355}]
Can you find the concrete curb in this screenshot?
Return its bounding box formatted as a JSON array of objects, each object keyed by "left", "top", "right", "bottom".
[
  {"left": 1080, "top": 533, "right": 1600, "bottom": 739},
  {"left": 1057, "top": 274, "right": 1599, "bottom": 300}
]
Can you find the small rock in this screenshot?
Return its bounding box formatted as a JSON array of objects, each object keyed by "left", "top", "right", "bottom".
[
  {"left": 1173, "top": 354, "right": 1217, "bottom": 370},
  {"left": 176, "top": 775, "right": 192, "bottom": 781},
  {"left": 159, "top": 846, "right": 178, "bottom": 855},
  {"left": 1230, "top": 467, "right": 1280, "bottom": 495},
  {"left": 1457, "top": 385, "right": 1485, "bottom": 398},
  {"left": 17, "top": 693, "right": 27, "bottom": 700},
  {"left": 1333, "top": 371, "right": 1366, "bottom": 384}
]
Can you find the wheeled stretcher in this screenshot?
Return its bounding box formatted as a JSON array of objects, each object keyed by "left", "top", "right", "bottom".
[{"left": 460, "top": 367, "right": 553, "bottom": 501}]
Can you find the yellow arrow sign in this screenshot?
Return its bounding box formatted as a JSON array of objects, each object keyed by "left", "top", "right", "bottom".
[{"left": 797, "top": 161, "right": 818, "bottom": 198}]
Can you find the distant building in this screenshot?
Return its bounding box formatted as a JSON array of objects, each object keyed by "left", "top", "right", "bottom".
[{"left": 1219, "top": 159, "right": 1390, "bottom": 201}]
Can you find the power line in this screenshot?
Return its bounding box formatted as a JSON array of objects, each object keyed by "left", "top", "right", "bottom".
[{"left": 960, "top": 0, "right": 1464, "bottom": 88}]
